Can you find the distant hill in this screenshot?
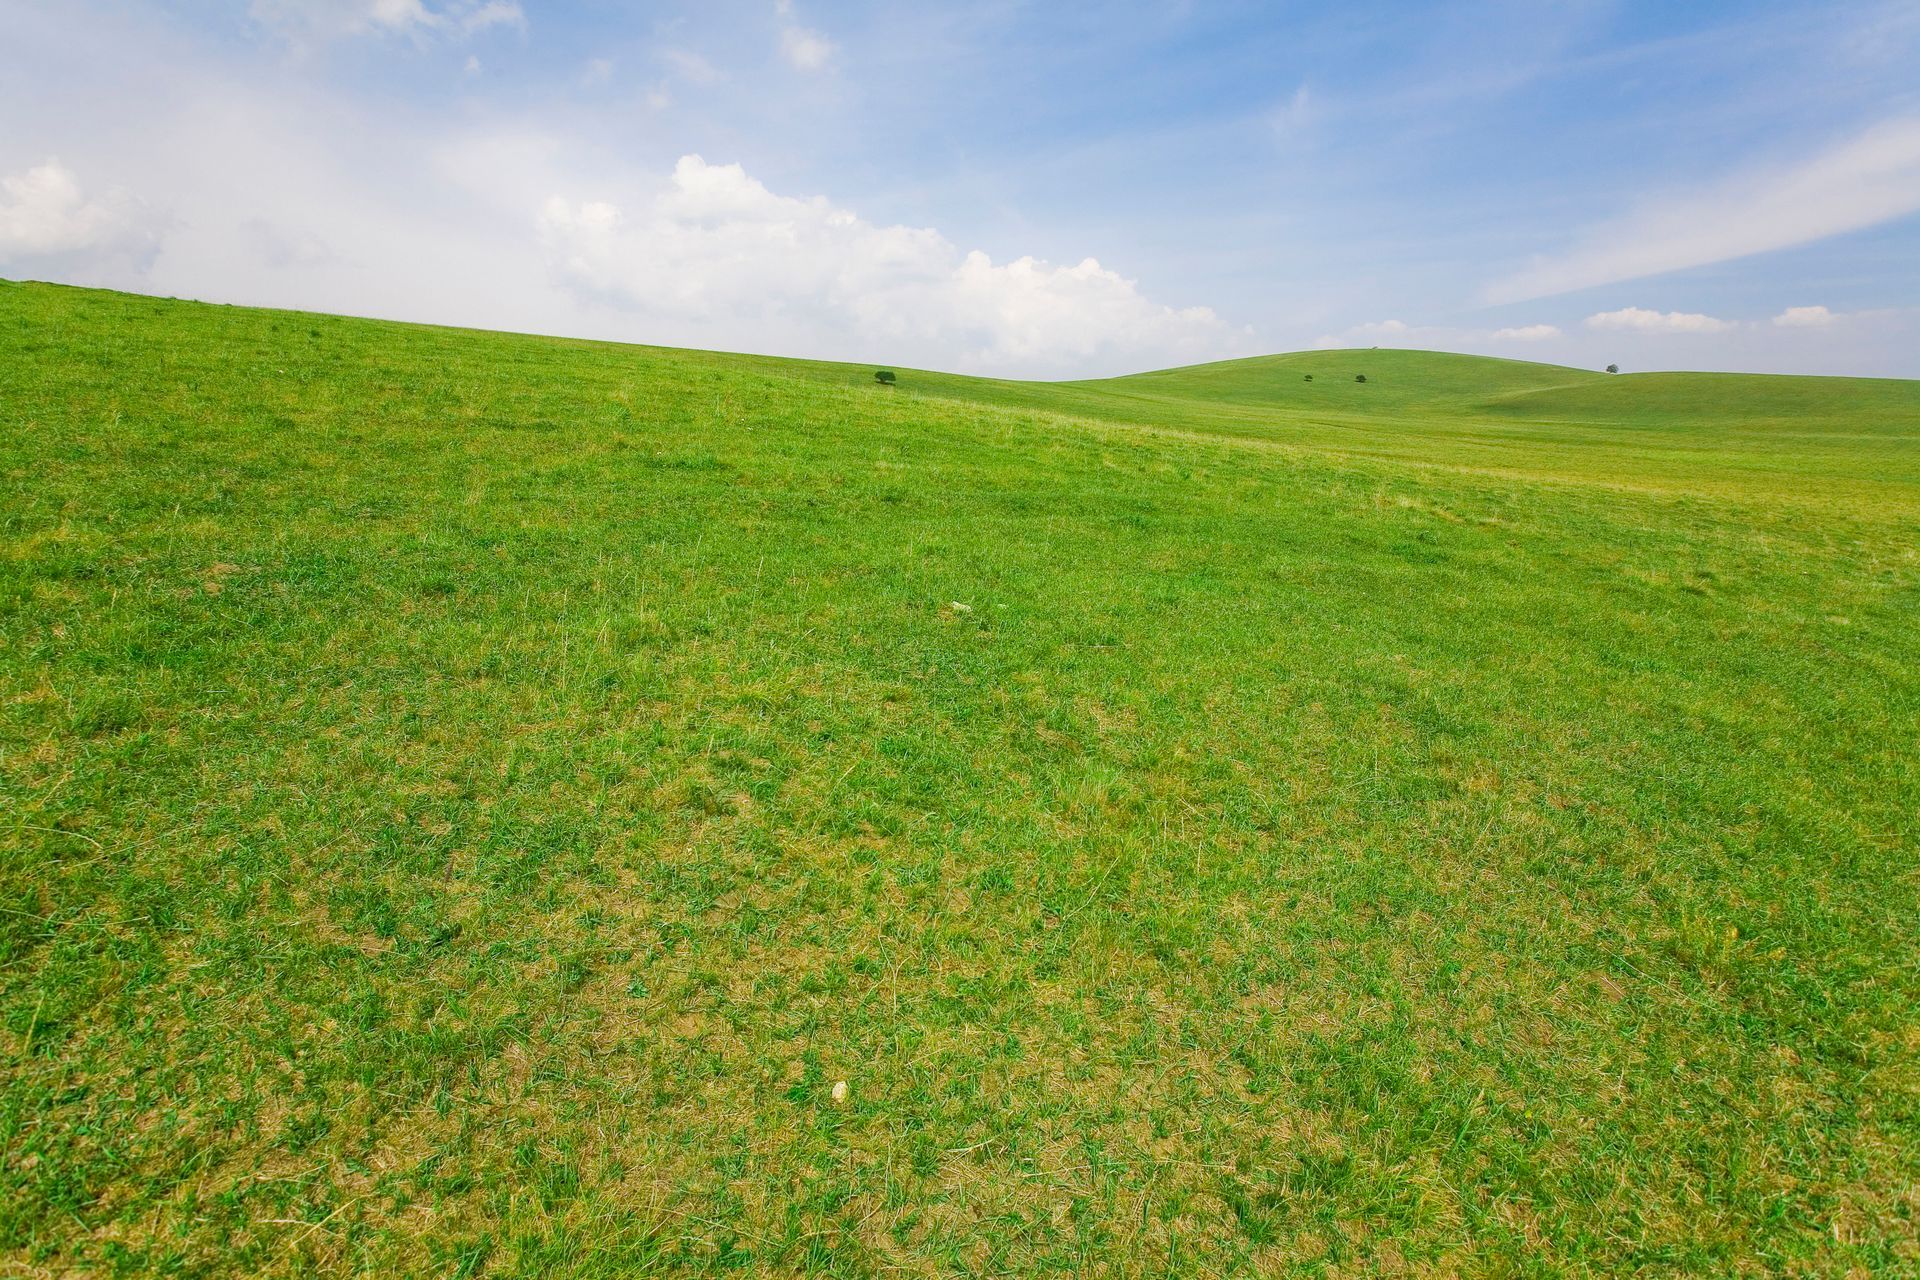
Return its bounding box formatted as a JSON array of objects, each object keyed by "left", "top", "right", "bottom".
[
  {"left": 1481, "top": 368, "right": 1920, "bottom": 434},
  {"left": 1078, "top": 347, "right": 1606, "bottom": 413}
]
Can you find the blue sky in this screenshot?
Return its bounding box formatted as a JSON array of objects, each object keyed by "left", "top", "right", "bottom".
[{"left": 3, "top": 0, "right": 1917, "bottom": 376}]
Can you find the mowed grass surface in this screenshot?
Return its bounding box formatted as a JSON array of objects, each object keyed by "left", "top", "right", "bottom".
[{"left": 2, "top": 280, "right": 1918, "bottom": 1277}]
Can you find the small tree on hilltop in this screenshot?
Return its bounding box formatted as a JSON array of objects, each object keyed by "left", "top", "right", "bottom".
[
  {"left": 1606, "top": 364, "right": 1620, "bottom": 374},
  {"left": 874, "top": 369, "right": 897, "bottom": 387},
  {"left": 1355, "top": 373, "right": 1367, "bottom": 383},
  {"left": 1303, "top": 374, "right": 1313, "bottom": 382}
]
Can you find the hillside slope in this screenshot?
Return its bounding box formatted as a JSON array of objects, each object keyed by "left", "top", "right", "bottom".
[{"left": 3, "top": 281, "right": 1918, "bottom": 1278}]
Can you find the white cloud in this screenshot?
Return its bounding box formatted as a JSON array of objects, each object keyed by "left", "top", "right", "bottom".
[
  {"left": 0, "top": 159, "right": 162, "bottom": 277},
  {"left": 1491, "top": 323, "right": 1562, "bottom": 341},
  {"left": 241, "top": 217, "right": 336, "bottom": 269},
  {"left": 1311, "top": 319, "right": 1417, "bottom": 348},
  {"left": 1585, "top": 306, "right": 1732, "bottom": 334},
  {"left": 1269, "top": 84, "right": 1314, "bottom": 138},
  {"left": 458, "top": 1, "right": 523, "bottom": 34},
  {"left": 780, "top": 26, "right": 835, "bottom": 71},
  {"left": 1314, "top": 318, "right": 1571, "bottom": 350},
  {"left": 1486, "top": 116, "right": 1920, "bottom": 303},
  {"left": 773, "top": 1, "right": 833, "bottom": 71},
  {"left": 248, "top": 0, "right": 523, "bottom": 43},
  {"left": 538, "top": 155, "right": 1250, "bottom": 373},
  {"left": 661, "top": 48, "right": 721, "bottom": 86},
  {"left": 1772, "top": 304, "right": 1837, "bottom": 328}
]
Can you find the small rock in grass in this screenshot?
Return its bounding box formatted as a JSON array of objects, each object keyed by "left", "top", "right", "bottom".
[{"left": 831, "top": 1079, "right": 849, "bottom": 1105}]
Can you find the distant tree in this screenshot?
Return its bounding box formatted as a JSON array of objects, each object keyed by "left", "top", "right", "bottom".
[
  {"left": 1303, "top": 374, "right": 1313, "bottom": 382},
  {"left": 1605, "top": 363, "right": 1619, "bottom": 374},
  {"left": 1354, "top": 373, "right": 1367, "bottom": 383},
  {"left": 874, "top": 369, "right": 897, "bottom": 387}
]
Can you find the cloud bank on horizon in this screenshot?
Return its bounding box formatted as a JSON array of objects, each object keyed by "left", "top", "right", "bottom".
[{"left": 2, "top": 0, "right": 1917, "bottom": 378}]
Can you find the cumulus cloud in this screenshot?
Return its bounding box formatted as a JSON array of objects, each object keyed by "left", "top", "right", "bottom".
[
  {"left": 1585, "top": 306, "right": 1732, "bottom": 334},
  {"left": 1772, "top": 304, "right": 1837, "bottom": 328},
  {"left": 249, "top": 0, "right": 523, "bottom": 43},
  {"left": 0, "top": 159, "right": 162, "bottom": 278},
  {"left": 1490, "top": 323, "right": 1562, "bottom": 341},
  {"left": 539, "top": 155, "right": 1249, "bottom": 374},
  {"left": 1486, "top": 116, "right": 1920, "bottom": 303}
]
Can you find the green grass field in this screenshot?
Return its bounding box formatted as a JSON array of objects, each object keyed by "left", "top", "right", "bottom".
[{"left": 3, "top": 279, "right": 1917, "bottom": 1277}]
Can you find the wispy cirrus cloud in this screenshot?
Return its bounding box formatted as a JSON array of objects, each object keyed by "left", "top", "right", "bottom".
[
  {"left": 248, "top": 0, "right": 523, "bottom": 44},
  {"left": 1268, "top": 84, "right": 1315, "bottom": 139},
  {"left": 1485, "top": 116, "right": 1920, "bottom": 303},
  {"left": 661, "top": 48, "right": 721, "bottom": 86}
]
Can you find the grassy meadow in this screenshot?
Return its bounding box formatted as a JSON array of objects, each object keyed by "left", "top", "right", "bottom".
[{"left": 2, "top": 279, "right": 1918, "bottom": 1277}]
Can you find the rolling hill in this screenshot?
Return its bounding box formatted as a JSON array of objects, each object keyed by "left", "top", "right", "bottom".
[{"left": 3, "top": 280, "right": 1917, "bottom": 1278}]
